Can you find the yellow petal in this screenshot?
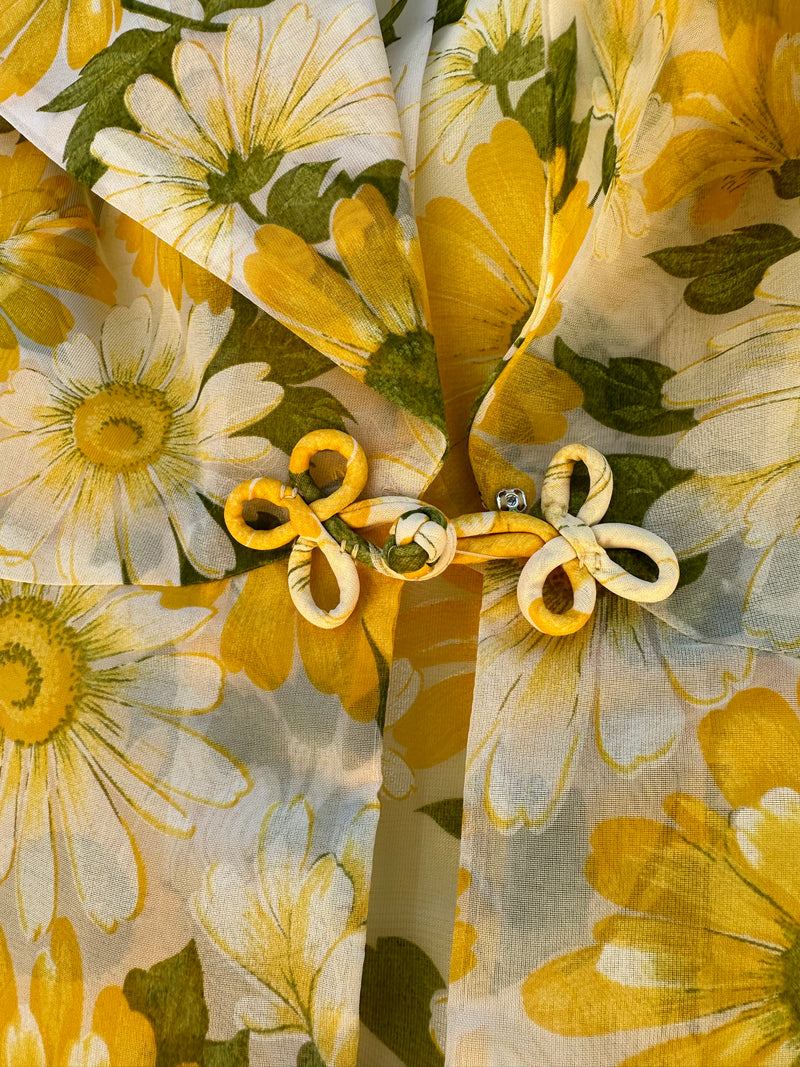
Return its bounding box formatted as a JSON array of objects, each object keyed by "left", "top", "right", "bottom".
[
  {"left": 659, "top": 51, "right": 751, "bottom": 127},
  {"left": 0, "top": 0, "right": 41, "bottom": 52},
  {"left": 92, "top": 987, "right": 156, "bottom": 1067},
  {"left": 586, "top": 814, "right": 791, "bottom": 950},
  {"left": 419, "top": 196, "right": 531, "bottom": 354},
  {"left": 0, "top": 313, "right": 19, "bottom": 382},
  {"left": 67, "top": 0, "right": 119, "bottom": 70},
  {"left": 690, "top": 170, "right": 754, "bottom": 225},
  {"left": 0, "top": 922, "right": 18, "bottom": 1023},
  {"left": 117, "top": 215, "right": 156, "bottom": 288},
  {"left": 450, "top": 921, "right": 477, "bottom": 982},
  {"left": 155, "top": 580, "right": 228, "bottom": 611},
  {"left": 0, "top": 272, "right": 74, "bottom": 347},
  {"left": 297, "top": 563, "right": 402, "bottom": 722},
  {"left": 523, "top": 914, "right": 780, "bottom": 1035},
  {"left": 220, "top": 563, "right": 294, "bottom": 691},
  {"left": 0, "top": 0, "right": 67, "bottom": 103},
  {"left": 717, "top": 2, "right": 799, "bottom": 113},
  {"left": 473, "top": 353, "right": 582, "bottom": 445},
  {"left": 332, "top": 186, "right": 424, "bottom": 335},
  {"left": 698, "top": 688, "right": 800, "bottom": 807},
  {"left": 467, "top": 120, "right": 547, "bottom": 290},
  {"left": 180, "top": 254, "right": 232, "bottom": 315},
  {"left": 244, "top": 225, "right": 380, "bottom": 371},
  {"left": 29, "top": 918, "right": 82, "bottom": 1067},
  {"left": 154, "top": 237, "right": 185, "bottom": 309},
  {"left": 621, "top": 1005, "right": 795, "bottom": 1067},
  {"left": 644, "top": 128, "right": 772, "bottom": 215},
  {"left": 767, "top": 33, "right": 800, "bottom": 159},
  {"left": 391, "top": 673, "right": 474, "bottom": 770},
  {"left": 392, "top": 596, "right": 479, "bottom": 671},
  {"left": 2, "top": 231, "right": 117, "bottom": 303},
  {"left": 547, "top": 179, "right": 592, "bottom": 297},
  {"left": 5, "top": 1015, "right": 46, "bottom": 1067}
]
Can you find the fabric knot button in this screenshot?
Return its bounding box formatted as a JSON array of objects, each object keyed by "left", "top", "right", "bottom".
[
  {"left": 224, "top": 430, "right": 456, "bottom": 628},
  {"left": 516, "top": 443, "right": 681, "bottom": 636}
]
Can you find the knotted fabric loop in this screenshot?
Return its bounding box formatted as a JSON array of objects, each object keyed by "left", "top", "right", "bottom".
[
  {"left": 224, "top": 434, "right": 679, "bottom": 634},
  {"left": 452, "top": 511, "right": 596, "bottom": 636},
  {"left": 224, "top": 430, "right": 456, "bottom": 628},
  {"left": 517, "top": 444, "right": 680, "bottom": 634}
]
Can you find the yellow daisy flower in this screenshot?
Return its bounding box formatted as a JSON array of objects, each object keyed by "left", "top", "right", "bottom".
[
  {"left": 523, "top": 680, "right": 800, "bottom": 1065},
  {"left": 0, "top": 140, "right": 116, "bottom": 381},
  {"left": 244, "top": 182, "right": 445, "bottom": 431},
  {"left": 0, "top": 582, "right": 249, "bottom": 940},
  {"left": 419, "top": 0, "right": 543, "bottom": 164},
  {"left": 419, "top": 119, "right": 586, "bottom": 510},
  {"left": 92, "top": 4, "right": 396, "bottom": 282},
  {"left": 644, "top": 0, "right": 800, "bottom": 223},
  {"left": 116, "top": 213, "right": 232, "bottom": 314},
  {"left": 0, "top": 295, "right": 283, "bottom": 585},
  {"left": 195, "top": 796, "right": 375, "bottom": 1066},
  {"left": 0, "top": 915, "right": 155, "bottom": 1066},
  {"left": 0, "top": 0, "right": 121, "bottom": 103},
  {"left": 220, "top": 558, "right": 401, "bottom": 723}
]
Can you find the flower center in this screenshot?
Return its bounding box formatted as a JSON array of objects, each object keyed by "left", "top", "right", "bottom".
[
  {"left": 365, "top": 329, "right": 446, "bottom": 434},
  {"left": 473, "top": 32, "right": 545, "bottom": 86},
  {"left": 0, "top": 597, "right": 87, "bottom": 745},
  {"left": 206, "top": 146, "right": 282, "bottom": 207},
  {"left": 73, "top": 382, "right": 173, "bottom": 473},
  {"left": 770, "top": 158, "right": 800, "bottom": 200}
]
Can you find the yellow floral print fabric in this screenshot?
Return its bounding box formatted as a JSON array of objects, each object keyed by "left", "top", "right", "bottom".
[{"left": 0, "top": 0, "right": 798, "bottom": 1064}]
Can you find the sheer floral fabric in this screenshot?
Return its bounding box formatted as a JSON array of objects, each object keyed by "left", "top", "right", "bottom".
[{"left": 0, "top": 1, "right": 797, "bottom": 1065}]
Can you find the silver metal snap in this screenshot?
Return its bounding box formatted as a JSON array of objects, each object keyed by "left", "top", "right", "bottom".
[{"left": 496, "top": 487, "right": 527, "bottom": 512}]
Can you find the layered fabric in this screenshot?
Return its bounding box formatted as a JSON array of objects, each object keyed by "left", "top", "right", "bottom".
[{"left": 0, "top": 1, "right": 798, "bottom": 1065}]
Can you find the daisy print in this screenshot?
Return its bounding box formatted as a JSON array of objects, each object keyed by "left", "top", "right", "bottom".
[
  {"left": 0, "top": 296, "right": 282, "bottom": 585},
  {"left": 0, "top": 583, "right": 249, "bottom": 940},
  {"left": 91, "top": 3, "right": 399, "bottom": 282}
]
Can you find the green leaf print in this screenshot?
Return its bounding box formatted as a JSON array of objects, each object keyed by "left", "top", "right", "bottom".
[
  {"left": 123, "top": 941, "right": 251, "bottom": 1067},
  {"left": 297, "top": 1043, "right": 326, "bottom": 1067},
  {"left": 381, "top": 0, "right": 409, "bottom": 45},
  {"left": 365, "top": 328, "right": 446, "bottom": 434},
  {"left": 246, "top": 385, "right": 353, "bottom": 454},
  {"left": 123, "top": 941, "right": 209, "bottom": 1067},
  {"left": 41, "top": 26, "right": 182, "bottom": 187},
  {"left": 202, "top": 294, "right": 334, "bottom": 386},
  {"left": 199, "top": 0, "right": 276, "bottom": 17},
  {"left": 601, "top": 121, "right": 617, "bottom": 194},
  {"left": 553, "top": 337, "right": 697, "bottom": 436},
  {"left": 515, "top": 76, "right": 550, "bottom": 159},
  {"left": 514, "top": 21, "right": 591, "bottom": 210},
  {"left": 366, "top": 620, "right": 391, "bottom": 734},
  {"left": 265, "top": 158, "right": 405, "bottom": 244},
  {"left": 417, "top": 798, "right": 463, "bottom": 838},
  {"left": 204, "top": 1029, "right": 250, "bottom": 1067},
  {"left": 432, "top": 0, "right": 467, "bottom": 32},
  {"left": 648, "top": 224, "right": 800, "bottom": 314},
  {"left": 360, "top": 938, "right": 446, "bottom": 1067}
]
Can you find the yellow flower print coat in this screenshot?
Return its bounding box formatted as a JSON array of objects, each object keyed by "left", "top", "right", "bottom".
[{"left": 0, "top": 0, "right": 796, "bottom": 1063}]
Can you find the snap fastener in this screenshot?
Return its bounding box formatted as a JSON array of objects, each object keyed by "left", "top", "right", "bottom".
[{"left": 496, "top": 487, "right": 527, "bottom": 512}]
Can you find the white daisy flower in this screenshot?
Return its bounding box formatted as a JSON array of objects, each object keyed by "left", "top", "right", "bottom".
[
  {"left": 0, "top": 582, "right": 249, "bottom": 939},
  {"left": 92, "top": 3, "right": 398, "bottom": 281},
  {"left": 0, "top": 295, "right": 282, "bottom": 585}
]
